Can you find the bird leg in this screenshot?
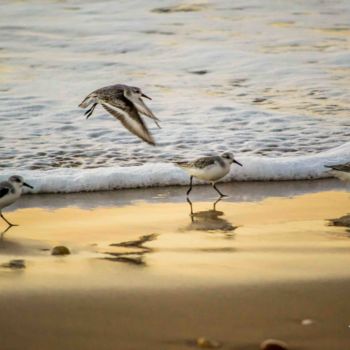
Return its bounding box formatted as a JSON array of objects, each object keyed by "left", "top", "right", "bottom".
[
  {"left": 84, "top": 103, "right": 98, "bottom": 119},
  {"left": 186, "top": 196, "right": 194, "bottom": 218},
  {"left": 0, "top": 212, "right": 17, "bottom": 227},
  {"left": 213, "top": 197, "right": 223, "bottom": 211},
  {"left": 186, "top": 176, "right": 193, "bottom": 196},
  {"left": 212, "top": 182, "right": 227, "bottom": 197},
  {"left": 0, "top": 225, "right": 13, "bottom": 241}
]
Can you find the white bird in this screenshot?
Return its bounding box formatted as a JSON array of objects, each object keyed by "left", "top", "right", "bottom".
[
  {"left": 0, "top": 175, "right": 33, "bottom": 226},
  {"left": 176, "top": 152, "right": 243, "bottom": 197},
  {"left": 325, "top": 162, "right": 350, "bottom": 182},
  {"left": 79, "top": 84, "right": 160, "bottom": 145}
]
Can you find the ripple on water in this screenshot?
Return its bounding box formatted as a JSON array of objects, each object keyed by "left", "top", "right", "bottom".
[{"left": 0, "top": 0, "right": 350, "bottom": 171}]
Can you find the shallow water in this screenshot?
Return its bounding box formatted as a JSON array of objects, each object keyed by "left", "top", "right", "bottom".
[{"left": 1, "top": 0, "right": 350, "bottom": 188}]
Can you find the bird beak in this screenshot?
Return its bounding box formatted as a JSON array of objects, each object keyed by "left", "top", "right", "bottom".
[
  {"left": 23, "top": 182, "right": 34, "bottom": 189},
  {"left": 141, "top": 93, "right": 152, "bottom": 100},
  {"left": 233, "top": 160, "right": 243, "bottom": 167}
]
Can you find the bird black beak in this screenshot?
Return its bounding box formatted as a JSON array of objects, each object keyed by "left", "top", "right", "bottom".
[
  {"left": 23, "top": 182, "right": 34, "bottom": 189},
  {"left": 234, "top": 160, "right": 243, "bottom": 167},
  {"left": 141, "top": 93, "right": 152, "bottom": 100}
]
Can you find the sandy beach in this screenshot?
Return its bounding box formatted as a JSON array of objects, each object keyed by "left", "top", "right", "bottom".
[{"left": 1, "top": 180, "right": 350, "bottom": 349}]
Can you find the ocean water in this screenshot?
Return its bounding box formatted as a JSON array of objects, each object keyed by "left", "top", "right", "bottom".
[{"left": 1, "top": 0, "right": 350, "bottom": 192}]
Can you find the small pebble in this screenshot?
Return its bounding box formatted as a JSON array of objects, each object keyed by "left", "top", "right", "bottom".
[
  {"left": 51, "top": 246, "right": 70, "bottom": 256},
  {"left": 2, "top": 259, "right": 26, "bottom": 269},
  {"left": 196, "top": 337, "right": 222, "bottom": 348},
  {"left": 260, "top": 339, "right": 288, "bottom": 350}
]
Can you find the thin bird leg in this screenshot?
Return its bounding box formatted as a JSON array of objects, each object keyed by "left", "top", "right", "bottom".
[
  {"left": 186, "top": 197, "right": 194, "bottom": 218},
  {"left": 186, "top": 176, "right": 193, "bottom": 196},
  {"left": 0, "top": 225, "right": 13, "bottom": 240},
  {"left": 212, "top": 182, "right": 227, "bottom": 198},
  {"left": 84, "top": 103, "right": 98, "bottom": 119},
  {"left": 213, "top": 197, "right": 223, "bottom": 211},
  {"left": 0, "top": 212, "right": 17, "bottom": 227}
]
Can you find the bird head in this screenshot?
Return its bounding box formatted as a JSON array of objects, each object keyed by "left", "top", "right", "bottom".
[
  {"left": 221, "top": 152, "right": 243, "bottom": 167},
  {"left": 8, "top": 175, "right": 34, "bottom": 190}
]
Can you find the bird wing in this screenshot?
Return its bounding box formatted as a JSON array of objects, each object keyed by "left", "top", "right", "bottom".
[
  {"left": 176, "top": 157, "right": 218, "bottom": 169},
  {"left": 0, "top": 184, "right": 10, "bottom": 199},
  {"left": 175, "top": 161, "right": 192, "bottom": 169},
  {"left": 101, "top": 102, "right": 156, "bottom": 146},
  {"left": 123, "top": 90, "right": 160, "bottom": 128},
  {"left": 325, "top": 162, "right": 350, "bottom": 172},
  {"left": 193, "top": 157, "right": 217, "bottom": 169}
]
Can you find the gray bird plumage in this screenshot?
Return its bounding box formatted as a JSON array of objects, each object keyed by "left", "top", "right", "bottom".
[{"left": 176, "top": 156, "right": 225, "bottom": 169}]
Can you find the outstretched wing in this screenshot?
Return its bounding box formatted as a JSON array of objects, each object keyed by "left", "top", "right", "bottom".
[
  {"left": 123, "top": 91, "right": 160, "bottom": 128},
  {"left": 325, "top": 162, "right": 350, "bottom": 172},
  {"left": 101, "top": 102, "right": 155, "bottom": 146}
]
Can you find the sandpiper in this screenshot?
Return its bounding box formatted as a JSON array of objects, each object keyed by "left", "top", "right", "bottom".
[
  {"left": 325, "top": 162, "right": 350, "bottom": 182},
  {"left": 79, "top": 84, "right": 160, "bottom": 145},
  {"left": 176, "top": 152, "right": 243, "bottom": 197},
  {"left": 0, "top": 176, "right": 33, "bottom": 226}
]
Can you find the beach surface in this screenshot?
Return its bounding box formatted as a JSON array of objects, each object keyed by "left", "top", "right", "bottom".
[{"left": 0, "top": 180, "right": 350, "bottom": 349}]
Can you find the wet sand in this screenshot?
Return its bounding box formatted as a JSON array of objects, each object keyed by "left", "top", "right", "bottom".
[{"left": 0, "top": 180, "right": 350, "bottom": 349}]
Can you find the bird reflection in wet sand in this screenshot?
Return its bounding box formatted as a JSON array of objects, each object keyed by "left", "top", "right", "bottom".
[
  {"left": 329, "top": 213, "right": 350, "bottom": 234},
  {"left": 0, "top": 225, "right": 14, "bottom": 241},
  {"left": 102, "top": 233, "right": 157, "bottom": 266},
  {"left": 186, "top": 197, "right": 237, "bottom": 235}
]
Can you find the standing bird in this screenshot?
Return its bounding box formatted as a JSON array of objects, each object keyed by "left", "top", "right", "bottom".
[
  {"left": 79, "top": 84, "right": 160, "bottom": 145},
  {"left": 0, "top": 176, "right": 33, "bottom": 226},
  {"left": 325, "top": 162, "right": 350, "bottom": 182},
  {"left": 176, "top": 152, "right": 243, "bottom": 197}
]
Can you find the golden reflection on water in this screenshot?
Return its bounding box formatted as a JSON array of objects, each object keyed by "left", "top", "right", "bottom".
[{"left": 0, "top": 191, "right": 350, "bottom": 292}]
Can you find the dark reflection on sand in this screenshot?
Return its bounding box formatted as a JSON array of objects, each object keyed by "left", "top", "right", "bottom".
[
  {"left": 185, "top": 198, "right": 237, "bottom": 235},
  {"left": 329, "top": 213, "right": 350, "bottom": 234},
  {"left": 103, "top": 234, "right": 158, "bottom": 266}
]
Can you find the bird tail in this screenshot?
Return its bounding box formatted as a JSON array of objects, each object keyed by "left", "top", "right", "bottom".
[{"left": 175, "top": 161, "right": 191, "bottom": 169}]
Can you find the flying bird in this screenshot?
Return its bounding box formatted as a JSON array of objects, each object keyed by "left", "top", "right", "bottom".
[{"left": 79, "top": 84, "right": 160, "bottom": 145}]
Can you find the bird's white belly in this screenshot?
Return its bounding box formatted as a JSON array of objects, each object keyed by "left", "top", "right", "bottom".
[
  {"left": 0, "top": 192, "right": 19, "bottom": 210},
  {"left": 333, "top": 170, "right": 350, "bottom": 182},
  {"left": 189, "top": 165, "right": 229, "bottom": 182}
]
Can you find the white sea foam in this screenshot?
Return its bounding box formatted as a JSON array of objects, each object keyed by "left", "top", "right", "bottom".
[{"left": 2, "top": 142, "right": 349, "bottom": 194}]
